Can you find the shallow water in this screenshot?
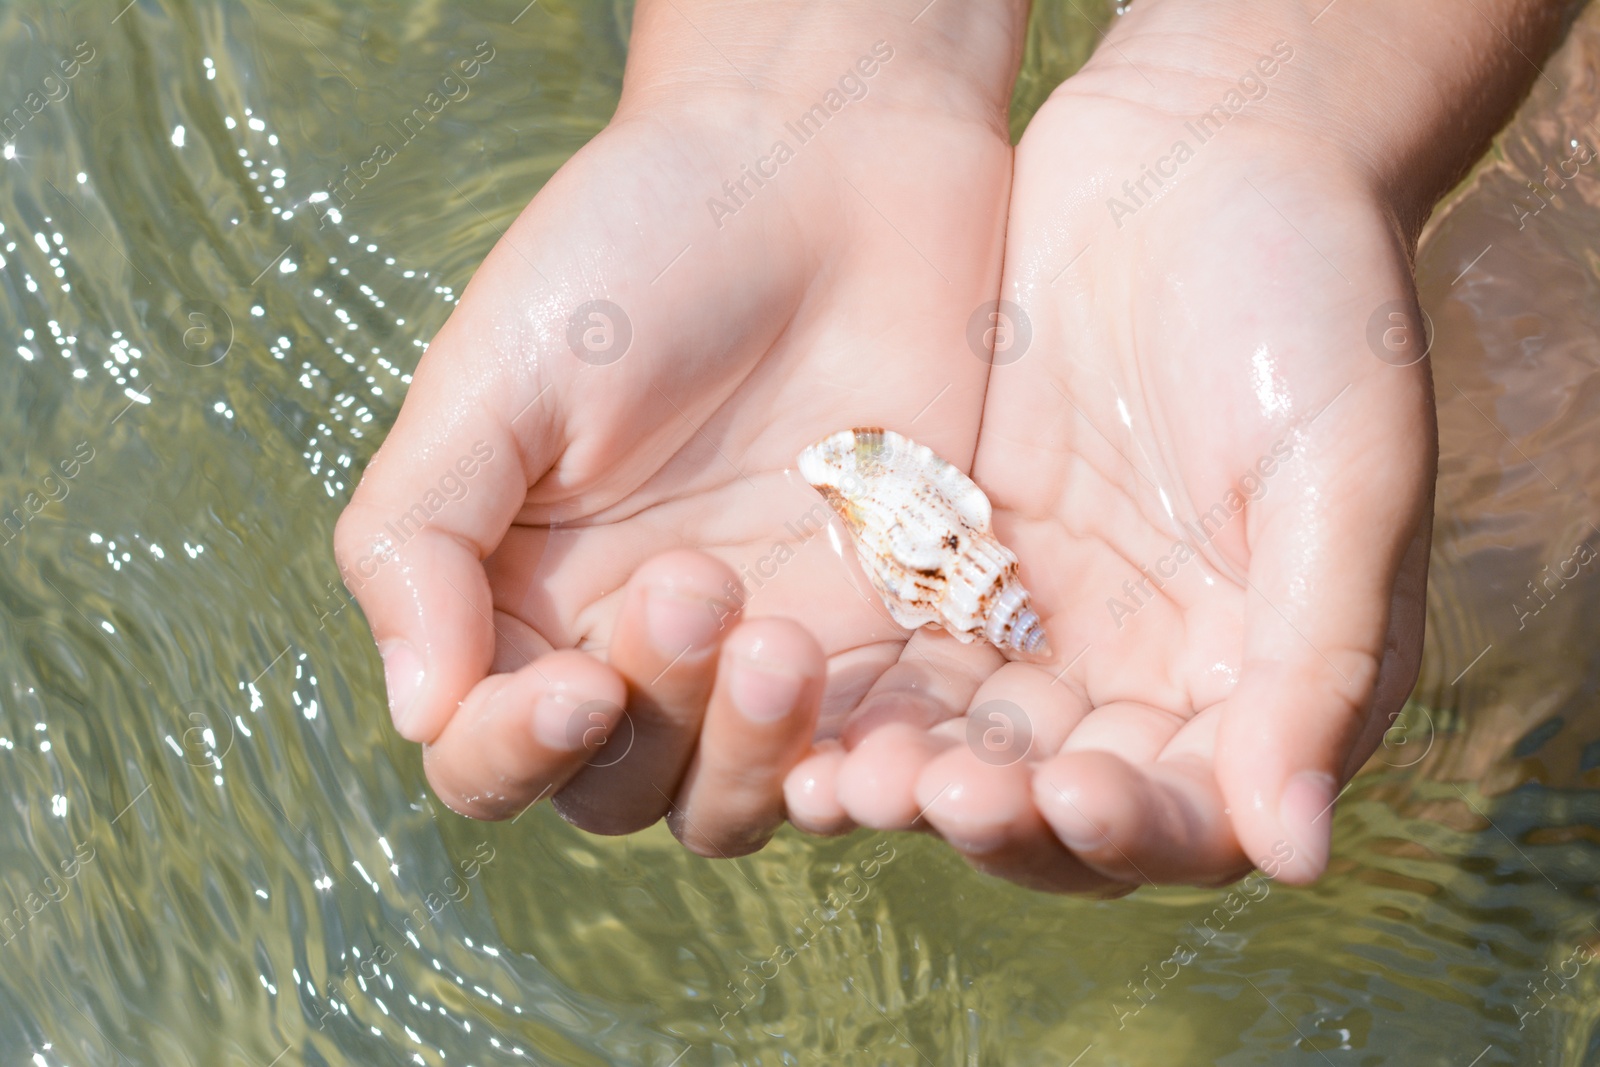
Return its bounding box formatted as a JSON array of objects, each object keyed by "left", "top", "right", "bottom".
[{"left": 2, "top": 2, "right": 1599, "bottom": 1065}]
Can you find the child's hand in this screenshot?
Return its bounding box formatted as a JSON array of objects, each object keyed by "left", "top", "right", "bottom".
[
  {"left": 334, "top": 0, "right": 1027, "bottom": 853},
  {"left": 800, "top": 14, "right": 1445, "bottom": 891}
]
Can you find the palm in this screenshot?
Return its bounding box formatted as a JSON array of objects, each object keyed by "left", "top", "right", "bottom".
[
  {"left": 822, "top": 93, "right": 1435, "bottom": 891},
  {"left": 484, "top": 109, "right": 1002, "bottom": 693},
  {"left": 340, "top": 91, "right": 1015, "bottom": 836}
]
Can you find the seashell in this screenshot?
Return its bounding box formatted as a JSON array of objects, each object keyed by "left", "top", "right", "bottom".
[{"left": 797, "top": 427, "right": 1052, "bottom": 662}]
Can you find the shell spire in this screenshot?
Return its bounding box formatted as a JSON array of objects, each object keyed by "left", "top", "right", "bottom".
[{"left": 797, "top": 427, "right": 1052, "bottom": 662}]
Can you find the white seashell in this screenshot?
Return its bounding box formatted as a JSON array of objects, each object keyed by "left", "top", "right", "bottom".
[{"left": 797, "top": 427, "right": 1052, "bottom": 662}]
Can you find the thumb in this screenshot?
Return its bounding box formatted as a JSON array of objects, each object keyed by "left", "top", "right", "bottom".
[
  {"left": 334, "top": 306, "right": 563, "bottom": 744},
  {"left": 1215, "top": 377, "right": 1434, "bottom": 885}
]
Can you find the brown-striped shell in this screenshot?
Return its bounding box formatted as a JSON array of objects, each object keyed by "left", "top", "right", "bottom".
[{"left": 797, "top": 427, "right": 1051, "bottom": 661}]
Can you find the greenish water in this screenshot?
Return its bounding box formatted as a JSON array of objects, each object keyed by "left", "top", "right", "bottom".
[{"left": 2, "top": 1, "right": 1600, "bottom": 1064}]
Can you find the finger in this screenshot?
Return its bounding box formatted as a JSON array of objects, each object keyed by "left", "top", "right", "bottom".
[
  {"left": 961, "top": 660, "right": 1094, "bottom": 763},
  {"left": 832, "top": 650, "right": 1079, "bottom": 832},
  {"left": 421, "top": 651, "right": 627, "bottom": 820},
  {"left": 1342, "top": 525, "right": 1433, "bottom": 780},
  {"left": 1217, "top": 377, "right": 1433, "bottom": 885},
  {"left": 836, "top": 722, "right": 958, "bottom": 830},
  {"left": 1058, "top": 700, "right": 1188, "bottom": 763},
  {"left": 669, "top": 618, "right": 826, "bottom": 857},
  {"left": 913, "top": 747, "right": 1118, "bottom": 894},
  {"left": 784, "top": 741, "right": 856, "bottom": 836},
  {"left": 1034, "top": 749, "right": 1251, "bottom": 885},
  {"left": 553, "top": 549, "right": 739, "bottom": 835},
  {"left": 839, "top": 629, "right": 997, "bottom": 748},
  {"left": 334, "top": 314, "right": 560, "bottom": 745},
  {"left": 490, "top": 609, "right": 554, "bottom": 673}
]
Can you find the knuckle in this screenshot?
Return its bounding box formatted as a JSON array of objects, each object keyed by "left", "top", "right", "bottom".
[
  {"left": 1317, "top": 646, "right": 1385, "bottom": 723},
  {"left": 423, "top": 755, "right": 515, "bottom": 822},
  {"left": 331, "top": 506, "right": 376, "bottom": 564},
  {"left": 332, "top": 504, "right": 398, "bottom": 591}
]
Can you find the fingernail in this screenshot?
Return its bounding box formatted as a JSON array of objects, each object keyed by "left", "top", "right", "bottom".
[
  {"left": 1052, "top": 809, "right": 1105, "bottom": 853},
  {"left": 729, "top": 656, "right": 805, "bottom": 723},
  {"left": 646, "top": 589, "right": 724, "bottom": 657},
  {"left": 379, "top": 639, "right": 426, "bottom": 739},
  {"left": 1041, "top": 776, "right": 1104, "bottom": 852},
  {"left": 531, "top": 692, "right": 579, "bottom": 751},
  {"left": 1278, "top": 771, "right": 1336, "bottom": 879}
]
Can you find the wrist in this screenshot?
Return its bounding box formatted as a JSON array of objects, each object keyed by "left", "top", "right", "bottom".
[
  {"left": 1073, "top": 0, "right": 1573, "bottom": 237},
  {"left": 618, "top": 0, "right": 1030, "bottom": 134}
]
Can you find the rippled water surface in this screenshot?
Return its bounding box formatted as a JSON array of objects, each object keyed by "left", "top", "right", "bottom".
[{"left": 3, "top": 2, "right": 1600, "bottom": 1064}]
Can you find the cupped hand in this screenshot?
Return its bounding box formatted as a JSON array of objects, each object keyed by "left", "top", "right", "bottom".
[
  {"left": 806, "top": 54, "right": 1436, "bottom": 890},
  {"left": 335, "top": 7, "right": 1025, "bottom": 856}
]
